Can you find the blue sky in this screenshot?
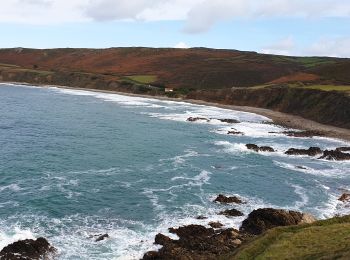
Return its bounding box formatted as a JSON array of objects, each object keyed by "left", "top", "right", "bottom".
[{"left": 1, "top": 0, "right": 350, "bottom": 57}]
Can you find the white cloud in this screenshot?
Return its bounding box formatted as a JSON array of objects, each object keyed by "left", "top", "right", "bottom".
[
  {"left": 0, "top": 0, "right": 350, "bottom": 26},
  {"left": 174, "top": 42, "right": 190, "bottom": 48},
  {"left": 261, "top": 36, "right": 295, "bottom": 56},
  {"left": 306, "top": 37, "right": 350, "bottom": 57}
]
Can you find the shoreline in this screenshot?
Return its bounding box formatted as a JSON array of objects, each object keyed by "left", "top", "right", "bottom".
[{"left": 2, "top": 81, "right": 350, "bottom": 142}]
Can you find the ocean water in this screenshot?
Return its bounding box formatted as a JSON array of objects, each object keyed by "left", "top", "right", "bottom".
[{"left": 0, "top": 83, "right": 349, "bottom": 259}]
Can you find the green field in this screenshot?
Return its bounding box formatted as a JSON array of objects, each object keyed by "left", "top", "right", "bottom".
[
  {"left": 124, "top": 75, "right": 157, "bottom": 84},
  {"left": 229, "top": 215, "right": 350, "bottom": 260}
]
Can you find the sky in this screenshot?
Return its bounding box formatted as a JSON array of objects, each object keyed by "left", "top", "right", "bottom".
[{"left": 1, "top": 0, "right": 350, "bottom": 57}]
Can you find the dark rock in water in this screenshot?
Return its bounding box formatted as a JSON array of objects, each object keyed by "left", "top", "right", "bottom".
[
  {"left": 296, "top": 165, "right": 307, "bottom": 170},
  {"left": 336, "top": 147, "right": 350, "bottom": 152},
  {"left": 227, "top": 131, "right": 244, "bottom": 135},
  {"left": 187, "top": 117, "right": 210, "bottom": 122},
  {"left": 216, "top": 118, "right": 240, "bottom": 124},
  {"left": 240, "top": 208, "right": 315, "bottom": 235},
  {"left": 142, "top": 224, "right": 250, "bottom": 260},
  {"left": 246, "top": 144, "right": 259, "bottom": 152},
  {"left": 214, "top": 194, "right": 244, "bottom": 204},
  {"left": 282, "top": 130, "right": 324, "bottom": 138},
  {"left": 0, "top": 237, "right": 56, "bottom": 260},
  {"left": 95, "top": 234, "right": 109, "bottom": 242},
  {"left": 285, "top": 147, "right": 322, "bottom": 156},
  {"left": 259, "top": 146, "right": 275, "bottom": 152},
  {"left": 319, "top": 150, "right": 350, "bottom": 161},
  {"left": 246, "top": 144, "right": 275, "bottom": 153},
  {"left": 338, "top": 193, "right": 350, "bottom": 202},
  {"left": 196, "top": 215, "right": 208, "bottom": 220},
  {"left": 155, "top": 233, "right": 172, "bottom": 246},
  {"left": 208, "top": 222, "right": 224, "bottom": 229},
  {"left": 219, "top": 208, "right": 244, "bottom": 217}
]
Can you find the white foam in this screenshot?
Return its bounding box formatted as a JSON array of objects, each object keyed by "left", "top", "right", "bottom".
[
  {"left": 0, "top": 184, "right": 22, "bottom": 192},
  {"left": 0, "top": 227, "right": 35, "bottom": 251}
]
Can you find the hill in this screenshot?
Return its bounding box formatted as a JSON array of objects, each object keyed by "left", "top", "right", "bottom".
[{"left": 0, "top": 47, "right": 349, "bottom": 130}]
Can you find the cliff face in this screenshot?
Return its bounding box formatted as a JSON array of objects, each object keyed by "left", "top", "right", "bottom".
[{"left": 187, "top": 87, "right": 350, "bottom": 129}]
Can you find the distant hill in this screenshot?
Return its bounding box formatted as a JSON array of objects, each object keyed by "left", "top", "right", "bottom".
[
  {"left": 0, "top": 47, "right": 350, "bottom": 89},
  {"left": 0, "top": 47, "right": 349, "bottom": 129}
]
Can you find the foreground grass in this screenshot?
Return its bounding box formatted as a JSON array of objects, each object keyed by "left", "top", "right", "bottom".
[
  {"left": 124, "top": 75, "right": 157, "bottom": 84},
  {"left": 230, "top": 215, "right": 350, "bottom": 260}
]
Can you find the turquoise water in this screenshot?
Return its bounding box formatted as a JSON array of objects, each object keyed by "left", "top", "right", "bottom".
[{"left": 0, "top": 83, "right": 349, "bottom": 259}]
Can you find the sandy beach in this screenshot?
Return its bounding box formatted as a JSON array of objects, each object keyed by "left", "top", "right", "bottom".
[{"left": 3, "top": 81, "right": 350, "bottom": 142}]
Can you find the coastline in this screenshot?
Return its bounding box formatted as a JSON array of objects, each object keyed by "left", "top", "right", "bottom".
[{"left": 2, "top": 81, "right": 350, "bottom": 142}]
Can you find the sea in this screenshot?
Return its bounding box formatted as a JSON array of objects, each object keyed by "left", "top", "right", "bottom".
[{"left": 0, "top": 83, "right": 349, "bottom": 259}]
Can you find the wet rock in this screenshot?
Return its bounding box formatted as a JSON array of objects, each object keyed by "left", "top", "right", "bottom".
[
  {"left": 259, "top": 146, "right": 275, "bottom": 152},
  {"left": 95, "top": 234, "right": 109, "bottom": 242},
  {"left": 0, "top": 237, "right": 56, "bottom": 260},
  {"left": 208, "top": 222, "right": 224, "bottom": 229},
  {"left": 282, "top": 130, "right": 324, "bottom": 138},
  {"left": 196, "top": 215, "right": 208, "bottom": 220},
  {"left": 338, "top": 193, "right": 350, "bottom": 202},
  {"left": 285, "top": 147, "right": 322, "bottom": 156},
  {"left": 187, "top": 117, "right": 210, "bottom": 122},
  {"left": 246, "top": 144, "right": 275, "bottom": 152},
  {"left": 155, "top": 234, "right": 172, "bottom": 246},
  {"left": 143, "top": 225, "right": 249, "bottom": 260},
  {"left": 214, "top": 194, "right": 244, "bottom": 204},
  {"left": 219, "top": 208, "right": 244, "bottom": 217},
  {"left": 227, "top": 131, "right": 244, "bottom": 135},
  {"left": 336, "top": 147, "right": 350, "bottom": 152},
  {"left": 240, "top": 208, "right": 316, "bottom": 235},
  {"left": 216, "top": 118, "right": 240, "bottom": 124},
  {"left": 319, "top": 150, "right": 350, "bottom": 161}
]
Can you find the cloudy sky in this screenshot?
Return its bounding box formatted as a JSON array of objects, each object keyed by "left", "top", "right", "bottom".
[{"left": 1, "top": 0, "right": 350, "bottom": 57}]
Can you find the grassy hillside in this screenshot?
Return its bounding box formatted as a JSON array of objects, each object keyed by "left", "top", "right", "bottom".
[
  {"left": 230, "top": 215, "right": 350, "bottom": 259},
  {"left": 1, "top": 47, "right": 350, "bottom": 89}
]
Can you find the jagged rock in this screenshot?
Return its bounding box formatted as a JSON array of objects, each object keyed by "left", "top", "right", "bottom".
[
  {"left": 338, "top": 193, "right": 350, "bottom": 202},
  {"left": 282, "top": 130, "right": 324, "bottom": 138},
  {"left": 95, "top": 234, "right": 109, "bottom": 242},
  {"left": 155, "top": 234, "right": 172, "bottom": 246},
  {"left": 259, "top": 146, "right": 275, "bottom": 152},
  {"left": 187, "top": 117, "right": 210, "bottom": 122},
  {"left": 285, "top": 147, "right": 322, "bottom": 156},
  {"left": 227, "top": 131, "right": 244, "bottom": 135},
  {"left": 214, "top": 194, "right": 244, "bottom": 204},
  {"left": 216, "top": 118, "right": 240, "bottom": 124},
  {"left": 208, "top": 222, "right": 224, "bottom": 229},
  {"left": 319, "top": 150, "right": 350, "bottom": 161},
  {"left": 246, "top": 144, "right": 275, "bottom": 152},
  {"left": 336, "top": 147, "right": 350, "bottom": 152},
  {"left": 240, "top": 208, "right": 316, "bottom": 235},
  {"left": 0, "top": 237, "right": 56, "bottom": 260},
  {"left": 143, "top": 224, "right": 249, "bottom": 260},
  {"left": 219, "top": 208, "right": 244, "bottom": 217}
]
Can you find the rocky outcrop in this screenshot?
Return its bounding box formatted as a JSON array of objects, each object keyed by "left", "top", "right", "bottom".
[
  {"left": 216, "top": 119, "right": 240, "bottom": 124},
  {"left": 95, "top": 234, "right": 109, "bottom": 242},
  {"left": 281, "top": 130, "right": 324, "bottom": 138},
  {"left": 214, "top": 194, "right": 244, "bottom": 204},
  {"left": 0, "top": 237, "right": 56, "bottom": 260},
  {"left": 208, "top": 222, "right": 223, "bottom": 229},
  {"left": 246, "top": 144, "right": 275, "bottom": 152},
  {"left": 219, "top": 209, "right": 244, "bottom": 217},
  {"left": 239, "top": 208, "right": 316, "bottom": 235},
  {"left": 187, "top": 117, "right": 210, "bottom": 122},
  {"left": 142, "top": 225, "right": 249, "bottom": 260},
  {"left": 338, "top": 193, "right": 350, "bottom": 202},
  {"left": 227, "top": 131, "right": 244, "bottom": 135},
  {"left": 336, "top": 147, "right": 350, "bottom": 152},
  {"left": 319, "top": 150, "right": 350, "bottom": 161},
  {"left": 285, "top": 147, "right": 322, "bottom": 156}
]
